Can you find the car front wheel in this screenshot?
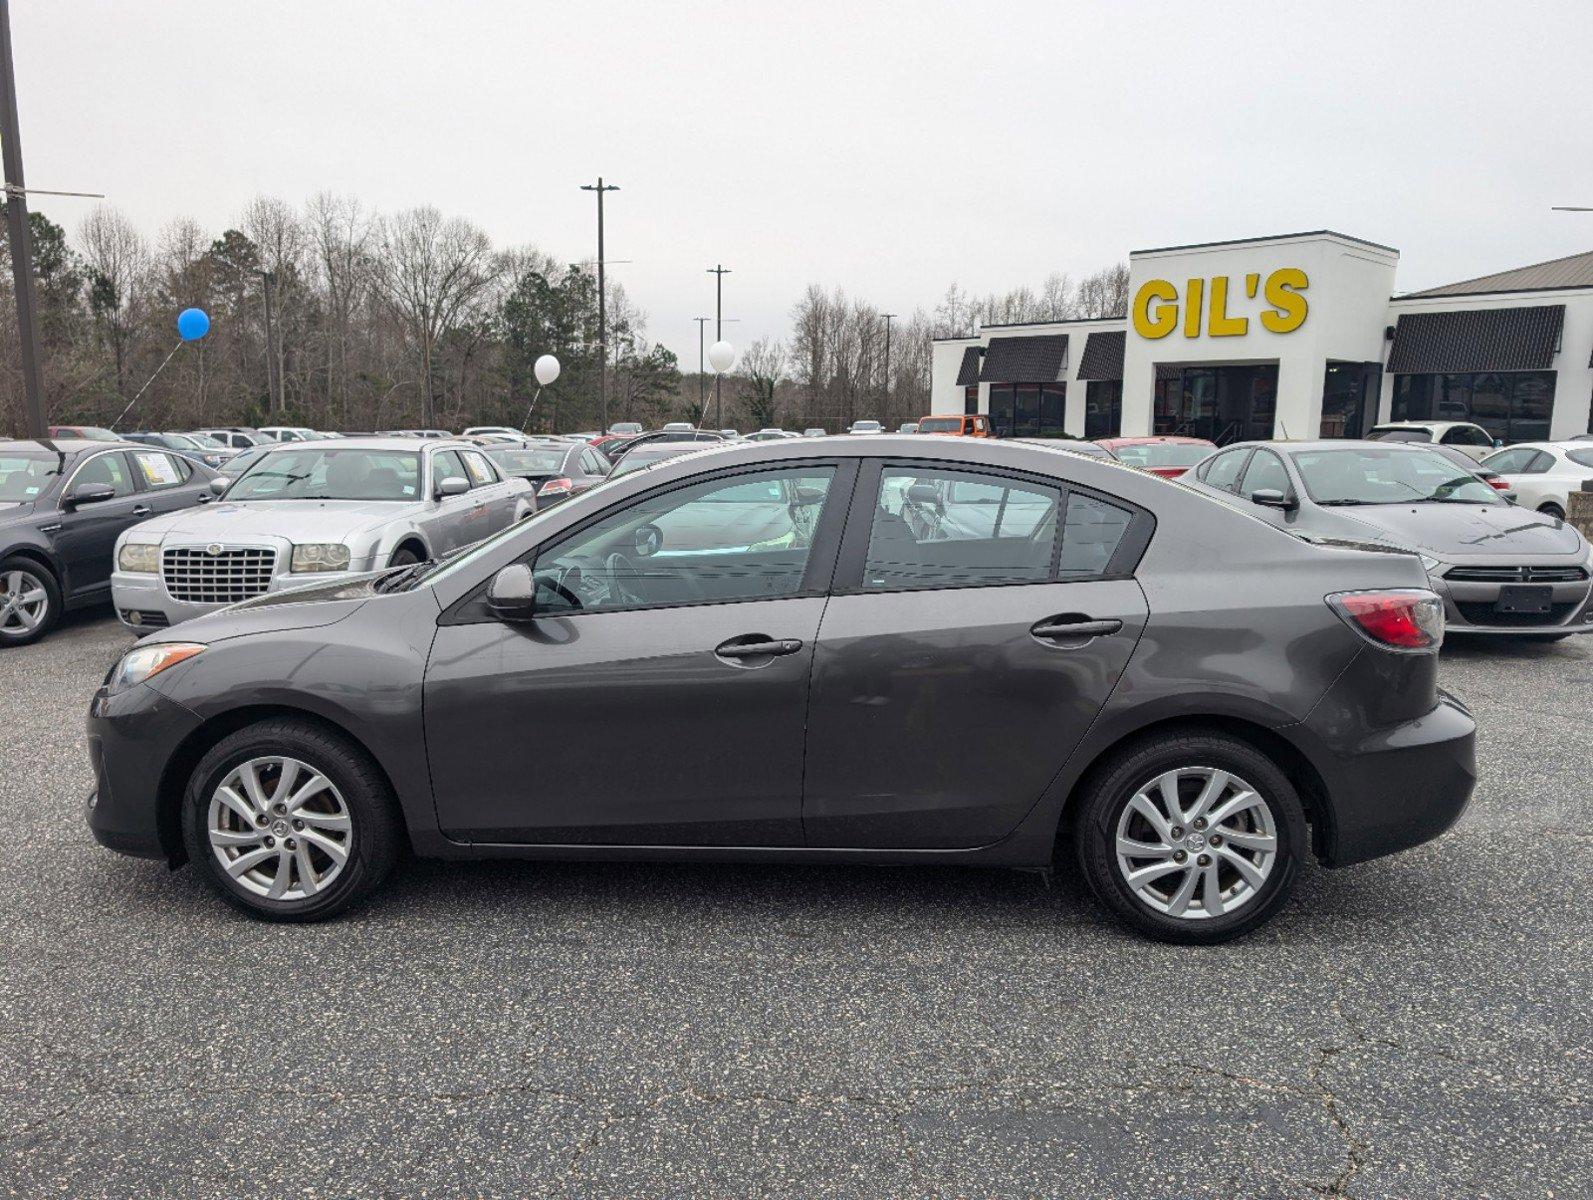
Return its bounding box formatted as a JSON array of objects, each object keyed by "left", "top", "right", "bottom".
[
  {"left": 182, "top": 718, "right": 403, "bottom": 920},
  {"left": 1075, "top": 731, "right": 1307, "bottom": 944}
]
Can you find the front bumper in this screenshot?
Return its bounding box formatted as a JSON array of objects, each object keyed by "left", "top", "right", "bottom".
[
  {"left": 111, "top": 558, "right": 378, "bottom": 630},
  {"left": 86, "top": 679, "right": 205, "bottom": 861},
  {"left": 1428, "top": 568, "right": 1593, "bottom": 636}
]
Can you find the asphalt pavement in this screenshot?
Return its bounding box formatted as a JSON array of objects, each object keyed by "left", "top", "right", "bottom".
[{"left": 1, "top": 610, "right": 1588, "bottom": 1198}]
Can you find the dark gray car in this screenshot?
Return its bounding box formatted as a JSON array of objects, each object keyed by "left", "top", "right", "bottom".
[
  {"left": 1187, "top": 440, "right": 1593, "bottom": 640},
  {"left": 86, "top": 435, "right": 1476, "bottom": 943}
]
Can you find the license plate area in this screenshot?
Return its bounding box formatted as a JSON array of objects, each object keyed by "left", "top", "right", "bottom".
[{"left": 1495, "top": 584, "right": 1553, "bottom": 614}]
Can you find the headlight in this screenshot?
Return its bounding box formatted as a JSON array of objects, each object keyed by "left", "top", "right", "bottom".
[
  {"left": 118, "top": 543, "right": 160, "bottom": 573},
  {"left": 290, "top": 543, "right": 351, "bottom": 573},
  {"left": 1418, "top": 554, "right": 1443, "bottom": 574},
  {"left": 105, "top": 642, "right": 205, "bottom": 694}
]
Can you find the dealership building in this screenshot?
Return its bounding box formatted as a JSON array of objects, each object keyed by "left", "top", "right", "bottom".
[{"left": 930, "top": 231, "right": 1593, "bottom": 447}]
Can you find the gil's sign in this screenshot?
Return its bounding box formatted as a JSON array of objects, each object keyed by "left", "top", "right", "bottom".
[{"left": 1132, "top": 269, "right": 1308, "bottom": 340}]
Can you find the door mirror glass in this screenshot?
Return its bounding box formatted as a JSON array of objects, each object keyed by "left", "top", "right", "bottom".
[
  {"left": 1249, "top": 487, "right": 1295, "bottom": 510},
  {"left": 67, "top": 482, "right": 117, "bottom": 507},
  {"left": 436, "top": 475, "right": 470, "bottom": 499},
  {"left": 486, "top": 563, "right": 538, "bottom": 621}
]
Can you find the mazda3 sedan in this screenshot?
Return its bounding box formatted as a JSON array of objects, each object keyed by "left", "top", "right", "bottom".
[{"left": 87, "top": 436, "right": 1477, "bottom": 942}]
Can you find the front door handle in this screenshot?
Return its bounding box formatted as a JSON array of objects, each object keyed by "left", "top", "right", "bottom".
[
  {"left": 714, "top": 635, "right": 804, "bottom": 660},
  {"left": 130, "top": 505, "right": 151, "bottom": 517},
  {"left": 1031, "top": 615, "right": 1123, "bottom": 642}
]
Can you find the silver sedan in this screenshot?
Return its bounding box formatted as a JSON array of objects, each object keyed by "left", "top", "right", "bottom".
[{"left": 110, "top": 438, "right": 534, "bottom": 630}]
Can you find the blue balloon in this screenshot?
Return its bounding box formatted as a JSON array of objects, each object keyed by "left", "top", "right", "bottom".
[{"left": 176, "top": 307, "right": 210, "bottom": 341}]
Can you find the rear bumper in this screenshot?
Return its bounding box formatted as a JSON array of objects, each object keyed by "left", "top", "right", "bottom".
[
  {"left": 85, "top": 681, "right": 204, "bottom": 861},
  {"left": 1301, "top": 690, "right": 1477, "bottom": 867}
]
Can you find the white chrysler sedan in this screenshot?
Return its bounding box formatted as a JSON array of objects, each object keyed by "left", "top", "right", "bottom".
[{"left": 110, "top": 438, "right": 534, "bottom": 629}]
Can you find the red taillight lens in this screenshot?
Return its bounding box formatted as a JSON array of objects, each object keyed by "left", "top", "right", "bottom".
[
  {"left": 1327, "top": 589, "right": 1445, "bottom": 651},
  {"left": 1487, "top": 477, "right": 1511, "bottom": 490},
  {"left": 537, "top": 477, "right": 574, "bottom": 497},
  {"left": 1146, "top": 466, "right": 1187, "bottom": 479}
]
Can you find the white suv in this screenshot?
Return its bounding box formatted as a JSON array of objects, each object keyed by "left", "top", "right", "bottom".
[{"left": 1366, "top": 421, "right": 1500, "bottom": 462}]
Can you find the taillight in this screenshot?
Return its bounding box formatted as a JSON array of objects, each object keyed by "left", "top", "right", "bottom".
[
  {"left": 1327, "top": 589, "right": 1444, "bottom": 651},
  {"left": 1486, "top": 477, "right": 1510, "bottom": 491},
  {"left": 537, "top": 477, "right": 574, "bottom": 497},
  {"left": 1147, "top": 466, "right": 1187, "bottom": 479}
]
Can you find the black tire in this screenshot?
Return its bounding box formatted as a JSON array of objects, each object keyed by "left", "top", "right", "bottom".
[
  {"left": 181, "top": 718, "right": 403, "bottom": 921},
  {"left": 1074, "top": 730, "right": 1307, "bottom": 944},
  {"left": 387, "top": 545, "right": 421, "bottom": 568},
  {"left": 1538, "top": 504, "right": 1565, "bottom": 521},
  {"left": 0, "top": 556, "right": 62, "bottom": 647}
]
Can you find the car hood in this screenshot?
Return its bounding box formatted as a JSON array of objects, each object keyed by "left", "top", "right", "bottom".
[
  {"left": 138, "top": 571, "right": 393, "bottom": 646},
  {"left": 129, "top": 499, "right": 415, "bottom": 544},
  {"left": 0, "top": 500, "right": 38, "bottom": 522},
  {"left": 1327, "top": 503, "right": 1586, "bottom": 560}
]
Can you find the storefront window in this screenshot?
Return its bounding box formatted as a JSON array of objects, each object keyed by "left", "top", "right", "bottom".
[
  {"left": 1391, "top": 371, "right": 1557, "bottom": 443},
  {"left": 1152, "top": 365, "right": 1277, "bottom": 444},
  {"left": 1085, "top": 380, "right": 1122, "bottom": 438},
  {"left": 964, "top": 385, "right": 979, "bottom": 416},
  {"left": 988, "top": 383, "right": 1067, "bottom": 438},
  {"left": 1319, "top": 362, "right": 1382, "bottom": 439}
]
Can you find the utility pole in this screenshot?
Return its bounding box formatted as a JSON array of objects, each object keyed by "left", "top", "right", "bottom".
[
  {"left": 581, "top": 177, "right": 620, "bottom": 433},
  {"left": 259, "top": 270, "right": 278, "bottom": 416},
  {"left": 693, "top": 316, "right": 709, "bottom": 419},
  {"left": 707, "top": 264, "right": 731, "bottom": 428},
  {"left": 882, "top": 312, "right": 896, "bottom": 419},
  {"left": 0, "top": 0, "right": 44, "bottom": 438}
]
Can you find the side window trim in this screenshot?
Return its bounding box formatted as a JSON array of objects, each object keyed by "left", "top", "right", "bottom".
[{"left": 62, "top": 449, "right": 136, "bottom": 498}]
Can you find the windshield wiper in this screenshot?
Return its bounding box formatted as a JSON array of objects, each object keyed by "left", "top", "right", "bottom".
[
  {"left": 374, "top": 560, "right": 433, "bottom": 594},
  {"left": 1317, "top": 499, "right": 1383, "bottom": 507}
]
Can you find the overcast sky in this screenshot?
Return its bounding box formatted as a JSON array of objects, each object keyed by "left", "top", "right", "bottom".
[{"left": 13, "top": 0, "right": 1593, "bottom": 366}]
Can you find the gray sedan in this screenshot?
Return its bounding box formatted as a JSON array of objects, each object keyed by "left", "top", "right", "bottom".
[
  {"left": 1187, "top": 440, "right": 1593, "bottom": 639},
  {"left": 110, "top": 438, "right": 533, "bottom": 629}
]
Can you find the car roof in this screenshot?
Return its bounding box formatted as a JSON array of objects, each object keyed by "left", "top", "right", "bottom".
[
  {"left": 0, "top": 437, "right": 141, "bottom": 453},
  {"left": 1370, "top": 420, "right": 1477, "bottom": 431},
  {"left": 245, "top": 435, "right": 451, "bottom": 452},
  {"left": 1098, "top": 436, "right": 1214, "bottom": 447}
]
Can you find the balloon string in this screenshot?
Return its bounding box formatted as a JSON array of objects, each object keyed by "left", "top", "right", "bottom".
[
  {"left": 111, "top": 339, "right": 185, "bottom": 431},
  {"left": 519, "top": 385, "right": 543, "bottom": 434}
]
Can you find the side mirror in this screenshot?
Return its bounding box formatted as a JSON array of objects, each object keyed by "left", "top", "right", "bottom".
[
  {"left": 906, "top": 482, "right": 942, "bottom": 508},
  {"left": 1493, "top": 439, "right": 1504, "bottom": 449},
  {"left": 209, "top": 476, "right": 229, "bottom": 495},
  {"left": 485, "top": 563, "right": 538, "bottom": 622},
  {"left": 435, "top": 476, "right": 469, "bottom": 500},
  {"left": 1250, "top": 488, "right": 1297, "bottom": 511},
  {"left": 66, "top": 482, "right": 117, "bottom": 508}
]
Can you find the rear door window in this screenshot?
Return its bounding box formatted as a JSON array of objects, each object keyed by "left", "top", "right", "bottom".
[
  {"left": 1058, "top": 493, "right": 1133, "bottom": 578},
  {"left": 131, "top": 450, "right": 189, "bottom": 490},
  {"left": 459, "top": 450, "right": 497, "bottom": 487}
]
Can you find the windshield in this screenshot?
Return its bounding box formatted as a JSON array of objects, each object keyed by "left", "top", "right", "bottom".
[
  {"left": 917, "top": 417, "right": 962, "bottom": 433},
  {"left": 488, "top": 448, "right": 566, "bottom": 475},
  {"left": 183, "top": 432, "right": 226, "bottom": 449},
  {"left": 228, "top": 447, "right": 422, "bottom": 501},
  {"left": 1112, "top": 442, "right": 1213, "bottom": 469},
  {"left": 1367, "top": 427, "right": 1432, "bottom": 444},
  {"left": 852, "top": 421, "right": 882, "bottom": 432},
  {"left": 609, "top": 423, "right": 643, "bottom": 435},
  {"left": 1293, "top": 447, "right": 1501, "bottom": 506},
  {"left": 0, "top": 451, "right": 64, "bottom": 501}
]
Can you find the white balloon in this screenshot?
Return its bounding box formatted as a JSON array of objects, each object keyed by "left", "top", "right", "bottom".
[
  {"left": 534, "top": 354, "right": 561, "bottom": 386},
  {"left": 707, "top": 340, "right": 737, "bottom": 374}
]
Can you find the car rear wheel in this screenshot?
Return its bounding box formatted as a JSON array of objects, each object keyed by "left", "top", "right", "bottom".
[
  {"left": 0, "top": 558, "right": 61, "bottom": 647},
  {"left": 1537, "top": 503, "right": 1565, "bottom": 521},
  {"left": 1075, "top": 731, "right": 1307, "bottom": 944},
  {"left": 182, "top": 718, "right": 403, "bottom": 921}
]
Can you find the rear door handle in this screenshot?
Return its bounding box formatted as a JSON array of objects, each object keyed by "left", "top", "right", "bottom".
[
  {"left": 1030, "top": 616, "right": 1122, "bottom": 641},
  {"left": 714, "top": 635, "right": 804, "bottom": 660}
]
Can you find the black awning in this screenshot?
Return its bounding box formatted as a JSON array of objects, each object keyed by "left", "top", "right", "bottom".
[
  {"left": 979, "top": 334, "right": 1068, "bottom": 384},
  {"left": 1387, "top": 305, "right": 1564, "bottom": 374},
  {"left": 954, "top": 346, "right": 983, "bottom": 387},
  {"left": 1075, "top": 330, "right": 1125, "bottom": 381}
]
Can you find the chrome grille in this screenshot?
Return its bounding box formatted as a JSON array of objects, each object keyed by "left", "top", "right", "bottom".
[
  {"left": 162, "top": 547, "right": 276, "bottom": 604},
  {"left": 1444, "top": 564, "right": 1589, "bottom": 584}
]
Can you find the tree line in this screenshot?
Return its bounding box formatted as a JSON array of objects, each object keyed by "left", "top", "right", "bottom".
[{"left": 0, "top": 194, "right": 1128, "bottom": 437}]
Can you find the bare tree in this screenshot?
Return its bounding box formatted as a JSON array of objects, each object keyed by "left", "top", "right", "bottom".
[
  {"left": 1076, "top": 263, "right": 1131, "bottom": 318},
  {"left": 374, "top": 207, "right": 498, "bottom": 427},
  {"left": 738, "top": 336, "right": 787, "bottom": 429},
  {"left": 305, "top": 193, "right": 374, "bottom": 427},
  {"left": 78, "top": 205, "right": 149, "bottom": 399}
]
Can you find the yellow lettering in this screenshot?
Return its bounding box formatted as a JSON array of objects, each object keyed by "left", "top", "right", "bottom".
[
  {"left": 1132, "top": 279, "right": 1178, "bottom": 339},
  {"left": 1182, "top": 279, "right": 1204, "bottom": 338},
  {"left": 1207, "top": 277, "right": 1248, "bottom": 337},
  {"left": 1260, "top": 268, "right": 1309, "bottom": 333}
]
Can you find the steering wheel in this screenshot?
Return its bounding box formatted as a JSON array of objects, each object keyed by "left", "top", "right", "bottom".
[
  {"left": 542, "top": 575, "right": 583, "bottom": 610},
  {"left": 604, "top": 551, "right": 647, "bottom": 606}
]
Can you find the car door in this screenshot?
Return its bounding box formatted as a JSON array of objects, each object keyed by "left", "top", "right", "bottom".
[
  {"left": 424, "top": 461, "right": 854, "bottom": 845},
  {"left": 801, "top": 460, "right": 1150, "bottom": 849},
  {"left": 128, "top": 449, "right": 207, "bottom": 518},
  {"left": 577, "top": 447, "right": 611, "bottom": 497},
  {"left": 51, "top": 451, "right": 147, "bottom": 600},
  {"left": 459, "top": 448, "right": 516, "bottom": 533}
]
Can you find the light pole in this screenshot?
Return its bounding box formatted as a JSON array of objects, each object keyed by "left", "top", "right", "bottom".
[
  {"left": 882, "top": 312, "right": 896, "bottom": 419},
  {"left": 581, "top": 177, "right": 620, "bottom": 433},
  {"left": 693, "top": 316, "right": 709, "bottom": 420},
  {"left": 0, "top": 0, "right": 43, "bottom": 438},
  {"left": 707, "top": 264, "right": 731, "bottom": 428}
]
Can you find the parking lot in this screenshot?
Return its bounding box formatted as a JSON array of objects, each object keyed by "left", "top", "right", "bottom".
[{"left": 0, "top": 609, "right": 1586, "bottom": 1198}]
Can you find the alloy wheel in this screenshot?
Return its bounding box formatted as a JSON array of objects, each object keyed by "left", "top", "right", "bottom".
[
  {"left": 1114, "top": 766, "right": 1278, "bottom": 920},
  {"left": 0, "top": 569, "right": 49, "bottom": 636},
  {"left": 207, "top": 757, "right": 353, "bottom": 902}
]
